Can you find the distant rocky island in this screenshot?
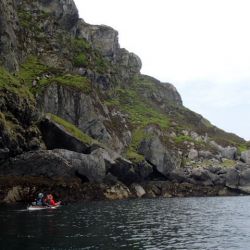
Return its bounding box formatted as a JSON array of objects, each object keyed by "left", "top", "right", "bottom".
[{"left": 1, "top": 0, "right": 250, "bottom": 204}]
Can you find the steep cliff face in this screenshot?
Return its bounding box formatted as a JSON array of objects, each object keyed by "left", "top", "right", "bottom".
[
  {"left": 0, "top": 0, "right": 249, "bottom": 203},
  {"left": 0, "top": 0, "right": 20, "bottom": 71}
]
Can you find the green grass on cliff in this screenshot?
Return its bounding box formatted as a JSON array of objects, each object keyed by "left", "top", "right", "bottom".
[
  {"left": 105, "top": 80, "right": 170, "bottom": 162},
  {"left": 48, "top": 113, "right": 95, "bottom": 145},
  {"left": 40, "top": 75, "right": 92, "bottom": 94},
  {"left": 174, "top": 135, "right": 193, "bottom": 144},
  {"left": 0, "top": 67, "right": 33, "bottom": 99},
  {"left": 125, "top": 129, "right": 147, "bottom": 163},
  {"left": 71, "top": 38, "right": 109, "bottom": 74},
  {"left": 18, "top": 57, "right": 49, "bottom": 85},
  {"left": 106, "top": 88, "right": 170, "bottom": 129},
  {"left": 18, "top": 57, "right": 92, "bottom": 94}
]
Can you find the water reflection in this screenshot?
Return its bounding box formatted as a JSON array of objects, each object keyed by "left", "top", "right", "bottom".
[{"left": 1, "top": 197, "right": 250, "bottom": 249}]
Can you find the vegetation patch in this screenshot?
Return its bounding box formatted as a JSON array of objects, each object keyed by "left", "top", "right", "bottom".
[
  {"left": 17, "top": 9, "right": 33, "bottom": 29},
  {"left": 18, "top": 57, "right": 92, "bottom": 94},
  {"left": 71, "top": 38, "right": 109, "bottom": 73},
  {"left": 18, "top": 57, "right": 49, "bottom": 86},
  {"left": 237, "top": 144, "right": 249, "bottom": 154},
  {"left": 126, "top": 150, "right": 145, "bottom": 163},
  {"left": 40, "top": 74, "right": 92, "bottom": 94},
  {"left": 125, "top": 128, "right": 153, "bottom": 163},
  {"left": 48, "top": 113, "right": 95, "bottom": 145},
  {"left": 109, "top": 88, "right": 170, "bottom": 129},
  {"left": 221, "top": 159, "right": 237, "bottom": 168},
  {"left": 174, "top": 135, "right": 193, "bottom": 144},
  {"left": 0, "top": 67, "right": 33, "bottom": 99}
]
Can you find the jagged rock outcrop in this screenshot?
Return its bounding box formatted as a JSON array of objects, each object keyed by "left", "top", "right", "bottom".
[
  {"left": 241, "top": 150, "right": 250, "bottom": 164},
  {"left": 54, "top": 149, "right": 106, "bottom": 182},
  {"left": 76, "top": 20, "right": 142, "bottom": 79},
  {"left": 139, "top": 136, "right": 181, "bottom": 176},
  {"left": 39, "top": 115, "right": 92, "bottom": 153},
  {"left": 0, "top": 150, "right": 73, "bottom": 178},
  {"left": 39, "top": 84, "right": 126, "bottom": 152},
  {"left": 0, "top": 90, "right": 43, "bottom": 159},
  {"left": 210, "top": 141, "right": 237, "bottom": 160}
]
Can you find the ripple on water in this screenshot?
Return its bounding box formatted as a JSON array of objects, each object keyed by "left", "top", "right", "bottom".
[{"left": 1, "top": 197, "right": 250, "bottom": 249}]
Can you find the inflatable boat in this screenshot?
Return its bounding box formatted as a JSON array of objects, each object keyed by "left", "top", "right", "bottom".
[{"left": 27, "top": 204, "right": 61, "bottom": 211}]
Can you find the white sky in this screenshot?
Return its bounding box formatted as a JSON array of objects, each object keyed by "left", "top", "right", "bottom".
[{"left": 74, "top": 0, "right": 250, "bottom": 140}]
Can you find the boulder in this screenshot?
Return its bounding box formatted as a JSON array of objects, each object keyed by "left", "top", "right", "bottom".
[
  {"left": 0, "top": 148, "right": 108, "bottom": 182},
  {"left": 199, "top": 150, "right": 213, "bottom": 159},
  {"left": 0, "top": 150, "right": 73, "bottom": 178},
  {"left": 40, "top": 115, "right": 91, "bottom": 153},
  {"left": 109, "top": 158, "right": 141, "bottom": 184},
  {"left": 241, "top": 150, "right": 250, "bottom": 164},
  {"left": 225, "top": 168, "right": 240, "bottom": 189},
  {"left": 54, "top": 149, "right": 106, "bottom": 182},
  {"left": 190, "top": 168, "right": 214, "bottom": 186},
  {"left": 131, "top": 184, "right": 146, "bottom": 198},
  {"left": 221, "top": 146, "right": 237, "bottom": 160},
  {"left": 238, "top": 168, "right": 250, "bottom": 193},
  {"left": 188, "top": 149, "right": 198, "bottom": 160},
  {"left": 103, "top": 183, "right": 131, "bottom": 200},
  {"left": 168, "top": 168, "right": 191, "bottom": 183},
  {"left": 139, "top": 136, "right": 181, "bottom": 177},
  {"left": 210, "top": 141, "right": 237, "bottom": 160}
]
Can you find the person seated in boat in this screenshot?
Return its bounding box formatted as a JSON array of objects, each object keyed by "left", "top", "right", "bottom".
[
  {"left": 34, "top": 193, "right": 46, "bottom": 206},
  {"left": 44, "top": 194, "right": 60, "bottom": 206}
]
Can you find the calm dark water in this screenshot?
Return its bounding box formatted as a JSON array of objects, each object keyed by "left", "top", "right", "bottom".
[{"left": 1, "top": 196, "right": 250, "bottom": 249}]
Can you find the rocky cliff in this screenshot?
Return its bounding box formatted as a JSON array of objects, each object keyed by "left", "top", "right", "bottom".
[{"left": 0, "top": 0, "right": 250, "bottom": 203}]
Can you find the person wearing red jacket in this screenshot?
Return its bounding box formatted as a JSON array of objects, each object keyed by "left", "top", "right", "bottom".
[{"left": 44, "top": 194, "right": 60, "bottom": 206}]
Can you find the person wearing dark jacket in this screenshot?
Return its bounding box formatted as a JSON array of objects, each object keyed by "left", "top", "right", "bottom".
[{"left": 35, "top": 193, "right": 46, "bottom": 206}]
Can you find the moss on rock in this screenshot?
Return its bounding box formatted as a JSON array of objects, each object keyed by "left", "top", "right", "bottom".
[{"left": 48, "top": 113, "right": 96, "bottom": 145}]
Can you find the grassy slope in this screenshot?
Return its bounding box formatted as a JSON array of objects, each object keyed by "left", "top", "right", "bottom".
[
  {"left": 104, "top": 73, "right": 247, "bottom": 159},
  {"left": 2, "top": 3, "right": 248, "bottom": 159}
]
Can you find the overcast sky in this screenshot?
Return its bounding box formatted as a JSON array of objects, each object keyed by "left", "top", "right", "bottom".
[{"left": 74, "top": 0, "right": 250, "bottom": 140}]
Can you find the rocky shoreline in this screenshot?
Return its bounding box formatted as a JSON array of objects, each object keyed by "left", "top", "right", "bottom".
[
  {"left": 1, "top": 145, "right": 249, "bottom": 204},
  {"left": 0, "top": 176, "right": 244, "bottom": 205},
  {"left": 1, "top": 0, "right": 250, "bottom": 204}
]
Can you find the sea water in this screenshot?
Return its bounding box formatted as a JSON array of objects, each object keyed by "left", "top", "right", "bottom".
[{"left": 1, "top": 196, "right": 250, "bottom": 249}]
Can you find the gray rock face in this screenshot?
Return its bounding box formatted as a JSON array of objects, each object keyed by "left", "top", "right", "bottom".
[
  {"left": 0, "top": 0, "right": 19, "bottom": 71},
  {"left": 76, "top": 20, "right": 142, "bottom": 79},
  {"left": 40, "top": 115, "right": 92, "bottom": 153},
  {"left": 77, "top": 21, "right": 119, "bottom": 59},
  {"left": 238, "top": 168, "right": 250, "bottom": 193},
  {"left": 138, "top": 75, "right": 182, "bottom": 106},
  {"left": 1, "top": 148, "right": 107, "bottom": 182},
  {"left": 139, "top": 137, "right": 181, "bottom": 176},
  {"left": 222, "top": 146, "right": 237, "bottom": 160},
  {"left": 54, "top": 149, "right": 106, "bottom": 182},
  {"left": 0, "top": 150, "right": 73, "bottom": 178},
  {"left": 39, "top": 84, "right": 125, "bottom": 152},
  {"left": 199, "top": 150, "right": 213, "bottom": 159},
  {"left": 0, "top": 91, "right": 42, "bottom": 158},
  {"left": 210, "top": 141, "right": 237, "bottom": 160},
  {"left": 18, "top": 0, "right": 79, "bottom": 30},
  {"left": 188, "top": 149, "right": 198, "bottom": 160},
  {"left": 109, "top": 159, "right": 154, "bottom": 184},
  {"left": 241, "top": 150, "right": 250, "bottom": 164},
  {"left": 0, "top": 147, "right": 155, "bottom": 184}
]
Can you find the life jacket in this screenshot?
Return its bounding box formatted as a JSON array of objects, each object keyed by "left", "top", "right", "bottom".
[{"left": 36, "top": 198, "right": 43, "bottom": 206}]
